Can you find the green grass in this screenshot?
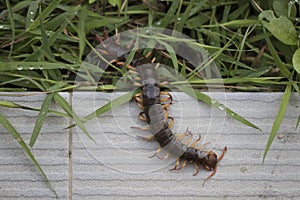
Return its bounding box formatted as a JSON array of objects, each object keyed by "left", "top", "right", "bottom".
[{"left": 0, "top": 0, "right": 300, "bottom": 195}]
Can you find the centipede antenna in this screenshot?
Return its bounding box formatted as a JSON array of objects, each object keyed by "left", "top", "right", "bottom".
[{"left": 217, "top": 146, "right": 227, "bottom": 162}]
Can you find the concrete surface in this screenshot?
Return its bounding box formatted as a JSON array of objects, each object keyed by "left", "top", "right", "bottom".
[{"left": 0, "top": 92, "right": 299, "bottom": 199}]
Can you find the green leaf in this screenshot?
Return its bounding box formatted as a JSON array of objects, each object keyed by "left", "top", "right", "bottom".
[
  {"left": 0, "top": 112, "right": 58, "bottom": 198},
  {"left": 157, "top": 0, "right": 180, "bottom": 27},
  {"left": 5, "top": 0, "right": 15, "bottom": 59},
  {"left": 29, "top": 92, "right": 55, "bottom": 147},
  {"left": 53, "top": 93, "right": 95, "bottom": 142},
  {"left": 0, "top": 100, "right": 69, "bottom": 117},
  {"left": 25, "top": 1, "right": 38, "bottom": 30},
  {"left": 66, "top": 90, "right": 138, "bottom": 129},
  {"left": 108, "top": 0, "right": 121, "bottom": 8},
  {"left": 77, "top": 7, "right": 87, "bottom": 62},
  {"left": 292, "top": 48, "right": 300, "bottom": 74},
  {"left": 262, "top": 84, "right": 292, "bottom": 163},
  {"left": 27, "top": 0, "right": 63, "bottom": 31},
  {"left": 296, "top": 114, "right": 300, "bottom": 130},
  {"left": 0, "top": 61, "right": 79, "bottom": 71},
  {"left": 259, "top": 10, "right": 297, "bottom": 45},
  {"left": 175, "top": 84, "right": 261, "bottom": 130},
  {"left": 273, "top": 0, "right": 289, "bottom": 17},
  {"left": 158, "top": 67, "right": 260, "bottom": 130}
]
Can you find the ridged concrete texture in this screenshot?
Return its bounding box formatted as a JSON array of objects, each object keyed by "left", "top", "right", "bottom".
[{"left": 0, "top": 92, "right": 299, "bottom": 199}]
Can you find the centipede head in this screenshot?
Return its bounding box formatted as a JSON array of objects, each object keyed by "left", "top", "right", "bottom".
[
  {"left": 203, "top": 151, "right": 218, "bottom": 171},
  {"left": 202, "top": 146, "right": 227, "bottom": 186}
]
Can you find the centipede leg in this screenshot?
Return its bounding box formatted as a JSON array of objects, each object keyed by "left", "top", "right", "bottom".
[
  {"left": 190, "top": 134, "right": 201, "bottom": 148},
  {"left": 170, "top": 158, "right": 181, "bottom": 170},
  {"left": 193, "top": 163, "right": 199, "bottom": 176},
  {"left": 197, "top": 142, "right": 210, "bottom": 151},
  {"left": 137, "top": 134, "right": 154, "bottom": 141},
  {"left": 156, "top": 152, "right": 170, "bottom": 160},
  {"left": 172, "top": 160, "right": 188, "bottom": 171},
  {"left": 175, "top": 128, "right": 193, "bottom": 143},
  {"left": 133, "top": 94, "right": 143, "bottom": 103},
  {"left": 131, "top": 125, "right": 149, "bottom": 131},
  {"left": 138, "top": 112, "right": 148, "bottom": 122},
  {"left": 148, "top": 146, "right": 161, "bottom": 158},
  {"left": 149, "top": 146, "right": 170, "bottom": 160},
  {"left": 167, "top": 117, "right": 174, "bottom": 128}
]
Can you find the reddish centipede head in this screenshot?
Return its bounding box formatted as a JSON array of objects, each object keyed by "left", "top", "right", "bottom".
[
  {"left": 203, "top": 151, "right": 218, "bottom": 171},
  {"left": 202, "top": 147, "right": 227, "bottom": 187}
]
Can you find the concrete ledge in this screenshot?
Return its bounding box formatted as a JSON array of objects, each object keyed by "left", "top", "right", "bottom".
[{"left": 0, "top": 92, "right": 299, "bottom": 199}]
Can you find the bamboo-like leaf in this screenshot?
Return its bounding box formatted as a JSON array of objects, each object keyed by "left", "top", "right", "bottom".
[
  {"left": 158, "top": 67, "right": 260, "bottom": 130},
  {"left": 0, "top": 112, "right": 58, "bottom": 198},
  {"left": 157, "top": 0, "right": 180, "bottom": 27},
  {"left": 0, "top": 100, "right": 69, "bottom": 117},
  {"left": 29, "top": 92, "right": 55, "bottom": 147},
  {"left": 296, "top": 114, "right": 300, "bottom": 130},
  {"left": 174, "top": 84, "right": 261, "bottom": 130},
  {"left": 27, "top": 0, "right": 63, "bottom": 31},
  {"left": 53, "top": 93, "right": 95, "bottom": 142},
  {"left": 265, "top": 31, "right": 300, "bottom": 93},
  {"left": 5, "top": 0, "right": 15, "bottom": 59},
  {"left": 0, "top": 61, "right": 79, "bottom": 71},
  {"left": 25, "top": 1, "right": 38, "bottom": 30},
  {"left": 262, "top": 84, "right": 292, "bottom": 163},
  {"left": 66, "top": 90, "right": 138, "bottom": 129},
  {"left": 77, "top": 7, "right": 87, "bottom": 62}
]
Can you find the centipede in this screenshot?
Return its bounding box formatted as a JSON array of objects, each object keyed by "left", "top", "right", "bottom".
[{"left": 99, "top": 33, "right": 227, "bottom": 186}]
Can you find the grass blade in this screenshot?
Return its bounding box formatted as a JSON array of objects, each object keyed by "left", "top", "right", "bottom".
[
  {"left": 5, "top": 0, "right": 15, "bottom": 59},
  {"left": 174, "top": 84, "right": 261, "bottom": 130},
  {"left": 77, "top": 7, "right": 87, "bottom": 62},
  {"left": 27, "top": 0, "right": 63, "bottom": 31},
  {"left": 296, "top": 114, "right": 300, "bottom": 130},
  {"left": 25, "top": 1, "right": 38, "bottom": 30},
  {"left": 29, "top": 92, "right": 55, "bottom": 147},
  {"left": 53, "top": 93, "right": 95, "bottom": 142},
  {"left": 66, "top": 90, "right": 138, "bottom": 129},
  {"left": 0, "top": 100, "right": 69, "bottom": 117},
  {"left": 262, "top": 84, "right": 292, "bottom": 163},
  {"left": 0, "top": 112, "right": 58, "bottom": 198}
]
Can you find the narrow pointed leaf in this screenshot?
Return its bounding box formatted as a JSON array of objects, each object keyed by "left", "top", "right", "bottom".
[
  {"left": 262, "top": 84, "right": 292, "bottom": 163},
  {"left": 53, "top": 93, "right": 95, "bottom": 142},
  {"left": 66, "top": 90, "right": 138, "bottom": 129},
  {"left": 29, "top": 92, "right": 55, "bottom": 147},
  {"left": 175, "top": 84, "right": 261, "bottom": 130},
  {"left": 0, "top": 112, "right": 58, "bottom": 198}
]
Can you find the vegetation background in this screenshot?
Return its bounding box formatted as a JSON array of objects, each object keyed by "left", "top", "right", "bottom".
[{"left": 0, "top": 0, "right": 299, "bottom": 194}]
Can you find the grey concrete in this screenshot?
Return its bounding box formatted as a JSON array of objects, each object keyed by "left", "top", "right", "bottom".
[
  {"left": 0, "top": 93, "right": 69, "bottom": 200},
  {"left": 1, "top": 92, "right": 300, "bottom": 199}
]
